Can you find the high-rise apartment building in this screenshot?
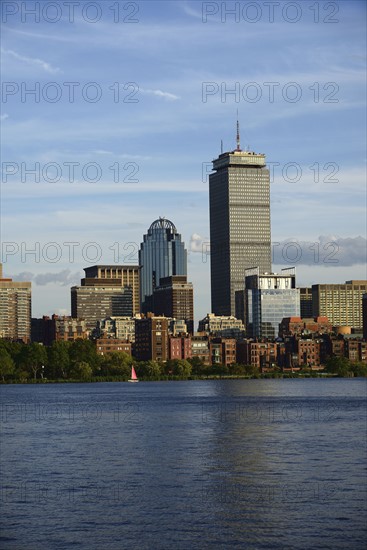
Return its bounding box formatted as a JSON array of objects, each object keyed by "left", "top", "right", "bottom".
[
  {"left": 139, "top": 218, "right": 187, "bottom": 313},
  {"left": 71, "top": 284, "right": 133, "bottom": 332},
  {"left": 209, "top": 125, "right": 271, "bottom": 316},
  {"left": 83, "top": 265, "right": 140, "bottom": 316},
  {"left": 245, "top": 267, "right": 300, "bottom": 339},
  {"left": 312, "top": 281, "right": 367, "bottom": 330},
  {"left": 0, "top": 264, "right": 31, "bottom": 342},
  {"left": 153, "top": 275, "right": 194, "bottom": 334}
]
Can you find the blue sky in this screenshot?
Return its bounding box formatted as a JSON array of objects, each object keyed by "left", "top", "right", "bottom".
[{"left": 1, "top": 0, "right": 366, "bottom": 323}]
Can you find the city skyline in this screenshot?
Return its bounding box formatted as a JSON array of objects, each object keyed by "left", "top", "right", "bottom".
[{"left": 1, "top": 1, "right": 366, "bottom": 323}]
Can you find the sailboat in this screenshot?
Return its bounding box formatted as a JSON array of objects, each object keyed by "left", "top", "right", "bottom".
[{"left": 128, "top": 366, "right": 139, "bottom": 383}]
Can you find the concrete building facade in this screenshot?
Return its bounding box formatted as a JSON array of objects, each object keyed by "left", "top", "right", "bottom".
[
  {"left": 209, "top": 132, "right": 271, "bottom": 316},
  {"left": 0, "top": 264, "right": 31, "bottom": 342},
  {"left": 312, "top": 280, "right": 367, "bottom": 330}
]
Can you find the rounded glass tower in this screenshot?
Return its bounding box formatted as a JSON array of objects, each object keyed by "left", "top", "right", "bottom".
[{"left": 139, "top": 217, "right": 187, "bottom": 313}]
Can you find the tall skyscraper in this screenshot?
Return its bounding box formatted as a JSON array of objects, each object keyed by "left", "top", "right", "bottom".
[
  {"left": 209, "top": 122, "right": 271, "bottom": 316},
  {"left": 139, "top": 217, "right": 187, "bottom": 313},
  {"left": 0, "top": 264, "right": 31, "bottom": 342}
]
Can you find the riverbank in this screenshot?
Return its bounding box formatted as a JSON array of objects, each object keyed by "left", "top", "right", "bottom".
[{"left": 0, "top": 372, "right": 347, "bottom": 384}]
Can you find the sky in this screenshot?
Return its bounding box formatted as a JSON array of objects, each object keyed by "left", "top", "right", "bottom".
[{"left": 1, "top": 0, "right": 366, "bottom": 324}]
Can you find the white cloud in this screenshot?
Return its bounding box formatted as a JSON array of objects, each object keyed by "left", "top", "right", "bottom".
[
  {"left": 1, "top": 48, "right": 61, "bottom": 74},
  {"left": 140, "top": 88, "right": 180, "bottom": 101},
  {"left": 190, "top": 234, "right": 209, "bottom": 253},
  {"left": 11, "top": 269, "right": 80, "bottom": 286},
  {"left": 0, "top": 113, "right": 9, "bottom": 121}
]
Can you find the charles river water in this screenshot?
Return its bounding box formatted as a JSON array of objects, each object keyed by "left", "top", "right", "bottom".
[{"left": 1, "top": 379, "right": 366, "bottom": 549}]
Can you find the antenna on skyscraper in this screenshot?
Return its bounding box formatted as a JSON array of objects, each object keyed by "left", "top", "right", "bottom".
[
  {"left": 220, "top": 139, "right": 223, "bottom": 154},
  {"left": 236, "top": 109, "right": 241, "bottom": 151}
]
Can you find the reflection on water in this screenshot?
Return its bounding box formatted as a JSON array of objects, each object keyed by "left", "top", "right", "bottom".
[{"left": 1, "top": 379, "right": 366, "bottom": 549}]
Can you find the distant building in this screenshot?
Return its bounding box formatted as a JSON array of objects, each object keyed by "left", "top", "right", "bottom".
[
  {"left": 169, "top": 336, "right": 192, "bottom": 360},
  {"left": 95, "top": 337, "right": 132, "bottom": 356},
  {"left": 32, "top": 315, "right": 88, "bottom": 345},
  {"left": 362, "top": 294, "right": 367, "bottom": 339},
  {"left": 312, "top": 280, "right": 367, "bottom": 330},
  {"left": 190, "top": 335, "right": 210, "bottom": 365},
  {"left": 82, "top": 265, "right": 140, "bottom": 316},
  {"left": 297, "top": 339, "right": 321, "bottom": 368},
  {"left": 198, "top": 313, "right": 245, "bottom": 338},
  {"left": 234, "top": 289, "right": 246, "bottom": 326},
  {"left": 209, "top": 337, "right": 236, "bottom": 366},
  {"left": 299, "top": 287, "right": 313, "bottom": 318},
  {"left": 237, "top": 341, "right": 277, "bottom": 370},
  {"left": 331, "top": 338, "right": 345, "bottom": 358},
  {"left": 209, "top": 128, "right": 271, "bottom": 316},
  {"left": 245, "top": 267, "right": 300, "bottom": 339},
  {"left": 153, "top": 275, "right": 194, "bottom": 334},
  {"left": 134, "top": 315, "right": 169, "bottom": 362},
  {"left": 279, "top": 316, "right": 332, "bottom": 338},
  {"left": 169, "top": 318, "right": 188, "bottom": 336},
  {"left": 0, "top": 264, "right": 31, "bottom": 343},
  {"left": 95, "top": 316, "right": 139, "bottom": 342},
  {"left": 139, "top": 218, "right": 187, "bottom": 313},
  {"left": 71, "top": 284, "right": 133, "bottom": 331}
]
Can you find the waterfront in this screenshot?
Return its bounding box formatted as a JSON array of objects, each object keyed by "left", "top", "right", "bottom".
[{"left": 1, "top": 379, "right": 366, "bottom": 549}]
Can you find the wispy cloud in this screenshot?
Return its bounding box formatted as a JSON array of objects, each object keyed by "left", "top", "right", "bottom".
[
  {"left": 1, "top": 48, "right": 61, "bottom": 74},
  {"left": 140, "top": 88, "right": 180, "bottom": 101},
  {"left": 0, "top": 113, "right": 9, "bottom": 121},
  {"left": 180, "top": 2, "right": 203, "bottom": 20}
]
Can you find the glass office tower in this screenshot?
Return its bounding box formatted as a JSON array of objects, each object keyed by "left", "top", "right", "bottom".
[
  {"left": 209, "top": 132, "right": 271, "bottom": 316},
  {"left": 245, "top": 267, "right": 300, "bottom": 339},
  {"left": 139, "top": 218, "right": 187, "bottom": 313}
]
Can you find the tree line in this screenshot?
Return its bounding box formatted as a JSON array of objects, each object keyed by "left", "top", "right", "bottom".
[{"left": 0, "top": 339, "right": 366, "bottom": 382}]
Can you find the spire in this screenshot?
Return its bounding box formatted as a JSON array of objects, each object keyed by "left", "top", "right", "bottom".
[{"left": 236, "top": 110, "right": 241, "bottom": 151}]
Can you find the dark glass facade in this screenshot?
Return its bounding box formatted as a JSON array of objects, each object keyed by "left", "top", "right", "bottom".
[{"left": 139, "top": 218, "right": 187, "bottom": 313}]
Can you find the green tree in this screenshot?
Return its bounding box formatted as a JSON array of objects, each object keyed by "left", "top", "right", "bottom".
[
  {"left": 100, "top": 352, "right": 132, "bottom": 377},
  {"left": 69, "top": 339, "right": 100, "bottom": 370},
  {"left": 171, "top": 359, "right": 192, "bottom": 378},
  {"left": 350, "top": 362, "right": 367, "bottom": 377},
  {"left": 139, "top": 360, "right": 162, "bottom": 379},
  {"left": 188, "top": 357, "right": 208, "bottom": 376},
  {"left": 211, "top": 363, "right": 229, "bottom": 376},
  {"left": 325, "top": 356, "right": 351, "bottom": 376},
  {"left": 47, "top": 341, "right": 71, "bottom": 378},
  {"left": 20, "top": 342, "right": 48, "bottom": 380},
  {"left": 0, "top": 340, "right": 23, "bottom": 368},
  {"left": 242, "top": 364, "right": 260, "bottom": 378},
  {"left": 229, "top": 363, "right": 246, "bottom": 375},
  {"left": 0, "top": 348, "right": 15, "bottom": 381},
  {"left": 71, "top": 361, "right": 93, "bottom": 380}
]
